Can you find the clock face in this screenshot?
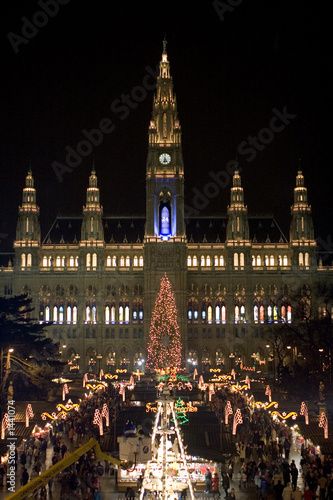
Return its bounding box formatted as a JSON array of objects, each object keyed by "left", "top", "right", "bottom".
[{"left": 159, "top": 153, "right": 171, "bottom": 165}]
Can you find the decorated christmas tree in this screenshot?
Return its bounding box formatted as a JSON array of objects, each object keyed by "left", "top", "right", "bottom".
[
  {"left": 172, "top": 397, "right": 189, "bottom": 425},
  {"left": 146, "top": 274, "right": 182, "bottom": 370}
]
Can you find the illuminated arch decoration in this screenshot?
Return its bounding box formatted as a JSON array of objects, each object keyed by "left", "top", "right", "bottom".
[
  {"left": 225, "top": 401, "right": 233, "bottom": 425},
  {"left": 56, "top": 401, "right": 79, "bottom": 412},
  {"left": 232, "top": 408, "right": 243, "bottom": 435},
  {"left": 271, "top": 411, "right": 297, "bottom": 420},
  {"left": 319, "top": 412, "right": 328, "bottom": 439},
  {"left": 104, "top": 373, "right": 118, "bottom": 380},
  {"left": 86, "top": 382, "right": 107, "bottom": 392},
  {"left": 41, "top": 411, "right": 67, "bottom": 421},
  {"left": 255, "top": 401, "right": 278, "bottom": 410}
]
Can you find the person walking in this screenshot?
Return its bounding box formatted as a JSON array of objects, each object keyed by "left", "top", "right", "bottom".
[
  {"left": 274, "top": 480, "right": 284, "bottom": 500},
  {"left": 212, "top": 473, "right": 220, "bottom": 499},
  {"left": 222, "top": 472, "right": 230, "bottom": 498},
  {"left": 292, "top": 486, "right": 302, "bottom": 500},
  {"left": 282, "top": 483, "right": 293, "bottom": 500},
  {"left": 205, "top": 469, "right": 212, "bottom": 493}
]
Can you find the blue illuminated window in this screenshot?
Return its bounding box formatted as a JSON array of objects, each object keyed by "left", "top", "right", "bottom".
[{"left": 159, "top": 203, "right": 171, "bottom": 237}]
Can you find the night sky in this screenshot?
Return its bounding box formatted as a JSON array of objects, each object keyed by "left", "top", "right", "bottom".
[{"left": 0, "top": 1, "right": 330, "bottom": 252}]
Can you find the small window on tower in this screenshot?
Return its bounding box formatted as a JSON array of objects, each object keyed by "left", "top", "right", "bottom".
[{"left": 159, "top": 203, "right": 171, "bottom": 239}]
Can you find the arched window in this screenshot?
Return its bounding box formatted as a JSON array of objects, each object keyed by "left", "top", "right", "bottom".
[
  {"left": 42, "top": 256, "right": 48, "bottom": 267},
  {"left": 214, "top": 255, "right": 218, "bottom": 267},
  {"left": 138, "top": 302, "right": 144, "bottom": 321},
  {"left": 111, "top": 303, "right": 116, "bottom": 323},
  {"left": 120, "top": 256, "right": 125, "bottom": 267},
  {"left": 69, "top": 255, "right": 75, "bottom": 267},
  {"left": 287, "top": 305, "right": 292, "bottom": 323},
  {"left": 86, "top": 253, "right": 91, "bottom": 268},
  {"left": 215, "top": 304, "right": 220, "bottom": 323},
  {"left": 283, "top": 255, "right": 288, "bottom": 266},
  {"left": 139, "top": 256, "right": 144, "bottom": 267},
  {"left": 21, "top": 254, "right": 26, "bottom": 268},
  {"left": 206, "top": 255, "right": 211, "bottom": 267},
  {"left": 133, "top": 256, "right": 138, "bottom": 267},
  {"left": 305, "top": 252, "right": 310, "bottom": 267},
  {"left": 257, "top": 255, "right": 261, "bottom": 266},
  {"left": 207, "top": 304, "right": 213, "bottom": 323},
  {"left": 53, "top": 305, "right": 58, "bottom": 323},
  {"left": 27, "top": 253, "right": 32, "bottom": 267},
  {"left": 85, "top": 305, "right": 91, "bottom": 323},
  {"left": 187, "top": 255, "right": 192, "bottom": 267},
  {"left": 73, "top": 305, "right": 78, "bottom": 324},
  {"left": 112, "top": 255, "right": 117, "bottom": 267},
  {"left": 92, "top": 253, "right": 97, "bottom": 268},
  {"left": 252, "top": 255, "right": 256, "bottom": 266},
  {"left": 254, "top": 304, "right": 259, "bottom": 323},
  {"left": 219, "top": 256, "right": 224, "bottom": 266},
  {"left": 56, "top": 255, "right": 61, "bottom": 267},
  {"left": 264, "top": 255, "right": 269, "bottom": 266},
  {"left": 240, "top": 253, "right": 244, "bottom": 268},
  {"left": 221, "top": 305, "right": 226, "bottom": 323},
  {"left": 105, "top": 304, "right": 110, "bottom": 324},
  {"left": 201, "top": 301, "right": 206, "bottom": 321},
  {"left": 125, "top": 302, "right": 130, "bottom": 323},
  {"left": 234, "top": 305, "right": 240, "bottom": 323},
  {"left": 193, "top": 255, "right": 198, "bottom": 267},
  {"left": 299, "top": 253, "right": 304, "bottom": 266},
  {"left": 267, "top": 305, "right": 273, "bottom": 323},
  {"left": 91, "top": 305, "right": 97, "bottom": 323},
  {"left": 201, "top": 255, "right": 205, "bottom": 267},
  {"left": 273, "top": 305, "right": 278, "bottom": 322},
  {"left": 240, "top": 305, "right": 246, "bottom": 322},
  {"left": 119, "top": 304, "right": 124, "bottom": 323},
  {"left": 234, "top": 253, "right": 239, "bottom": 268},
  {"left": 270, "top": 255, "right": 274, "bottom": 266},
  {"left": 106, "top": 255, "right": 112, "bottom": 267},
  {"left": 281, "top": 305, "right": 286, "bottom": 323},
  {"left": 125, "top": 256, "right": 130, "bottom": 267},
  {"left": 160, "top": 204, "right": 171, "bottom": 237},
  {"left": 259, "top": 305, "right": 265, "bottom": 323},
  {"left": 67, "top": 305, "right": 72, "bottom": 324}
]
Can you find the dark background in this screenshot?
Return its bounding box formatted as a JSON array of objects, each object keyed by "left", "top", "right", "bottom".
[{"left": 0, "top": 0, "right": 330, "bottom": 250}]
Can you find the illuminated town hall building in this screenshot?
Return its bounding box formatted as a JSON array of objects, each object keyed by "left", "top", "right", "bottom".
[{"left": 1, "top": 43, "right": 332, "bottom": 374}]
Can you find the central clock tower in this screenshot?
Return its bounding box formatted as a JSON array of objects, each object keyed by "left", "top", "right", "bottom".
[
  {"left": 144, "top": 40, "right": 187, "bottom": 358},
  {"left": 145, "top": 39, "right": 186, "bottom": 241}
]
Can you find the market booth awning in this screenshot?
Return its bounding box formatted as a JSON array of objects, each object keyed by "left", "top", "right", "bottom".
[{"left": 297, "top": 416, "right": 333, "bottom": 455}]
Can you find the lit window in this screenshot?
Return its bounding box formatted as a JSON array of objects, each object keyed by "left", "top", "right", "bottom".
[
  {"left": 234, "top": 305, "right": 239, "bottom": 323},
  {"left": 69, "top": 256, "right": 75, "bottom": 267},
  {"left": 252, "top": 255, "right": 255, "bottom": 266},
  {"left": 270, "top": 255, "right": 274, "bottom": 266},
  {"left": 75, "top": 256, "right": 79, "bottom": 267},
  {"left": 85, "top": 306, "right": 91, "bottom": 323},
  {"left": 92, "top": 306, "right": 97, "bottom": 324},
  {"left": 240, "top": 305, "right": 245, "bottom": 322},
  {"left": 254, "top": 305, "right": 259, "bottom": 323},
  {"left": 45, "top": 306, "right": 50, "bottom": 322},
  {"left": 201, "top": 255, "right": 205, "bottom": 267},
  {"left": 267, "top": 305, "right": 272, "bottom": 323},
  {"left": 299, "top": 253, "right": 304, "bottom": 266},
  {"left": 283, "top": 255, "right": 288, "bottom": 266},
  {"left": 259, "top": 305, "right": 265, "bottom": 323},
  {"left": 120, "top": 256, "right": 125, "bottom": 267},
  {"left": 43, "top": 256, "right": 48, "bottom": 267},
  {"left": 125, "top": 304, "right": 130, "bottom": 323},
  {"left": 281, "top": 305, "right": 286, "bottom": 322},
  {"left": 27, "top": 253, "right": 32, "bottom": 267},
  {"left": 215, "top": 305, "right": 220, "bottom": 323},
  {"left": 273, "top": 305, "right": 278, "bottom": 322},
  {"left": 138, "top": 307, "right": 143, "bottom": 321},
  {"left": 193, "top": 255, "right": 198, "bottom": 266},
  {"left": 234, "top": 253, "right": 239, "bottom": 268},
  {"left": 305, "top": 252, "right": 309, "bottom": 267},
  {"left": 133, "top": 256, "right": 138, "bottom": 267},
  {"left": 112, "top": 256, "right": 117, "bottom": 267},
  {"left": 53, "top": 305, "right": 58, "bottom": 323},
  {"left": 106, "top": 256, "right": 111, "bottom": 267},
  {"left": 220, "top": 256, "right": 224, "bottom": 266},
  {"left": 287, "top": 305, "right": 292, "bottom": 323},
  {"left": 188, "top": 309, "right": 192, "bottom": 320},
  {"left": 187, "top": 255, "right": 192, "bottom": 267},
  {"left": 265, "top": 255, "right": 269, "bottom": 266},
  {"left": 221, "top": 305, "right": 226, "bottom": 323},
  {"left": 67, "top": 306, "right": 72, "bottom": 324},
  {"left": 240, "top": 253, "right": 244, "bottom": 268},
  {"left": 214, "top": 256, "right": 218, "bottom": 267},
  {"left": 111, "top": 305, "right": 116, "bottom": 323},
  {"left": 73, "top": 306, "right": 77, "bottom": 324},
  {"left": 86, "top": 253, "right": 91, "bottom": 268},
  {"left": 105, "top": 305, "right": 110, "bottom": 324},
  {"left": 56, "top": 256, "right": 61, "bottom": 267},
  {"left": 92, "top": 253, "right": 97, "bottom": 268},
  {"left": 257, "top": 255, "right": 261, "bottom": 266},
  {"left": 139, "top": 256, "right": 144, "bottom": 267},
  {"left": 160, "top": 204, "right": 171, "bottom": 237},
  {"left": 194, "top": 309, "right": 198, "bottom": 321},
  {"left": 206, "top": 255, "right": 211, "bottom": 267},
  {"left": 207, "top": 305, "right": 213, "bottom": 323},
  {"left": 125, "top": 256, "right": 130, "bottom": 267},
  {"left": 119, "top": 305, "right": 124, "bottom": 323}
]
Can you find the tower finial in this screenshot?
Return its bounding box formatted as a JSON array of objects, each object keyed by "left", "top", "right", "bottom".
[{"left": 162, "top": 36, "right": 167, "bottom": 54}]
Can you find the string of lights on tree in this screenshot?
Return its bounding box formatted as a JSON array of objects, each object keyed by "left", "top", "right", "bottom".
[{"left": 146, "top": 274, "right": 182, "bottom": 370}]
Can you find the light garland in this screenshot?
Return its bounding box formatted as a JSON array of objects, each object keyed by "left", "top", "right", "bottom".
[
  {"left": 41, "top": 411, "right": 67, "bottom": 420},
  {"left": 104, "top": 373, "right": 118, "bottom": 380},
  {"left": 62, "top": 383, "right": 69, "bottom": 401},
  {"left": 265, "top": 385, "right": 272, "bottom": 402},
  {"left": 93, "top": 409, "right": 103, "bottom": 436},
  {"left": 232, "top": 408, "right": 243, "bottom": 435},
  {"left": 319, "top": 412, "right": 328, "bottom": 439},
  {"left": 300, "top": 401, "right": 309, "bottom": 425},
  {"left": 255, "top": 401, "right": 278, "bottom": 410},
  {"left": 271, "top": 411, "right": 297, "bottom": 420},
  {"left": 26, "top": 404, "right": 34, "bottom": 427},
  {"left": 1, "top": 413, "right": 9, "bottom": 439},
  {"left": 225, "top": 401, "right": 233, "bottom": 424},
  {"left": 56, "top": 401, "right": 79, "bottom": 412},
  {"left": 101, "top": 403, "right": 109, "bottom": 426}
]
